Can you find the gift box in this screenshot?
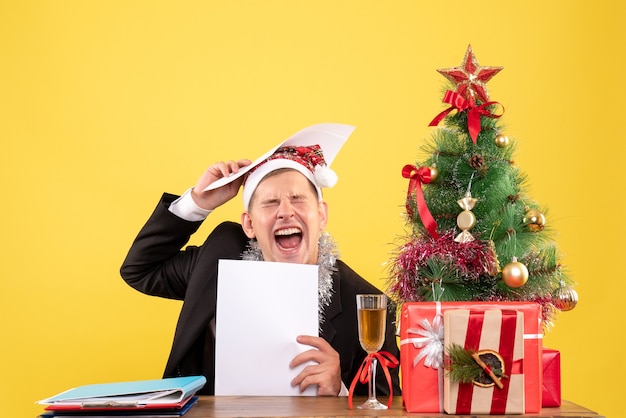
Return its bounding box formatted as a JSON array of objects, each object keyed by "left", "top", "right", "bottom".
[
  {"left": 399, "top": 302, "right": 543, "bottom": 413},
  {"left": 542, "top": 348, "right": 561, "bottom": 407},
  {"left": 443, "top": 309, "right": 525, "bottom": 414}
]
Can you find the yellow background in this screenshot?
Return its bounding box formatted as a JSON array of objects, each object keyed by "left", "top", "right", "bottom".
[{"left": 1, "top": 1, "right": 622, "bottom": 417}]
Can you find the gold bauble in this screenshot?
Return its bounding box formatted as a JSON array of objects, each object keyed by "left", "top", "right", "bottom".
[
  {"left": 495, "top": 133, "right": 510, "bottom": 148},
  {"left": 523, "top": 209, "right": 546, "bottom": 232},
  {"left": 552, "top": 284, "right": 578, "bottom": 311},
  {"left": 501, "top": 259, "right": 529, "bottom": 288},
  {"left": 429, "top": 165, "right": 439, "bottom": 182},
  {"left": 456, "top": 210, "right": 476, "bottom": 230}
]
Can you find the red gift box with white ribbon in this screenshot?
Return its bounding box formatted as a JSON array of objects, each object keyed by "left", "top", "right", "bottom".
[
  {"left": 443, "top": 309, "right": 525, "bottom": 414},
  {"left": 399, "top": 302, "right": 542, "bottom": 413}
]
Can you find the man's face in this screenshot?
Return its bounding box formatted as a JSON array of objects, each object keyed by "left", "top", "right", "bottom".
[{"left": 241, "top": 169, "right": 328, "bottom": 265}]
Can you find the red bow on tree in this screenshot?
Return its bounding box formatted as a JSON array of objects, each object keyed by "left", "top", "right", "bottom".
[
  {"left": 402, "top": 165, "right": 439, "bottom": 240},
  {"left": 429, "top": 90, "right": 504, "bottom": 144}
]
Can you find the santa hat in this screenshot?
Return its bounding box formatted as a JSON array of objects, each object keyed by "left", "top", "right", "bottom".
[{"left": 204, "top": 123, "right": 355, "bottom": 210}]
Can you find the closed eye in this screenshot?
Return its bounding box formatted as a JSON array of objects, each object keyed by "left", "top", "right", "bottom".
[
  {"left": 288, "top": 194, "right": 309, "bottom": 203},
  {"left": 259, "top": 194, "right": 309, "bottom": 207},
  {"left": 259, "top": 198, "right": 281, "bottom": 208}
]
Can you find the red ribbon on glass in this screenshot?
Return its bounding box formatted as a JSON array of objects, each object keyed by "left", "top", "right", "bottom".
[
  {"left": 348, "top": 351, "right": 399, "bottom": 409},
  {"left": 402, "top": 165, "right": 439, "bottom": 240},
  {"left": 428, "top": 90, "right": 504, "bottom": 144}
]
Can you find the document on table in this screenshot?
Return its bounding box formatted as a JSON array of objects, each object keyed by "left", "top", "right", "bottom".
[{"left": 214, "top": 259, "right": 319, "bottom": 396}]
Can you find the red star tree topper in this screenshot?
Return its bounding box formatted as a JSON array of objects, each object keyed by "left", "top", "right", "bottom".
[{"left": 437, "top": 44, "right": 503, "bottom": 104}]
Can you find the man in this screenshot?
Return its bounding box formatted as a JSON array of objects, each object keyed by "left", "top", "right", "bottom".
[{"left": 120, "top": 124, "right": 401, "bottom": 397}]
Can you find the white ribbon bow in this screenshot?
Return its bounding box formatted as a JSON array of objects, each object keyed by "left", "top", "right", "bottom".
[{"left": 406, "top": 313, "right": 444, "bottom": 369}]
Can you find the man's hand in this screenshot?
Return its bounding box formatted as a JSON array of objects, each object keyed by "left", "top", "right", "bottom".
[
  {"left": 191, "top": 159, "right": 251, "bottom": 210},
  {"left": 290, "top": 335, "right": 342, "bottom": 396}
]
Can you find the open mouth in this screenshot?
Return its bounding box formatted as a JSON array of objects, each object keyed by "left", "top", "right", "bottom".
[{"left": 275, "top": 227, "right": 303, "bottom": 250}]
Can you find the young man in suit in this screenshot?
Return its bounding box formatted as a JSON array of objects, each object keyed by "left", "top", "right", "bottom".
[{"left": 121, "top": 124, "right": 400, "bottom": 397}]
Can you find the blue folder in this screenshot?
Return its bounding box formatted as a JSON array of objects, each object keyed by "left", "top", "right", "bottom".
[{"left": 38, "top": 376, "right": 206, "bottom": 407}]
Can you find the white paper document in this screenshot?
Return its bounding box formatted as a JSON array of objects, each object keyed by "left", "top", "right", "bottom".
[{"left": 214, "top": 259, "right": 319, "bottom": 396}]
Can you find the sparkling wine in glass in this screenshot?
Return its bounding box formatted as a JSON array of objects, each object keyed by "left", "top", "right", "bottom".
[{"left": 356, "top": 294, "right": 387, "bottom": 410}]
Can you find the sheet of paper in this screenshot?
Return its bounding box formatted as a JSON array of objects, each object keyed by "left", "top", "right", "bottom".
[{"left": 214, "top": 259, "right": 319, "bottom": 396}]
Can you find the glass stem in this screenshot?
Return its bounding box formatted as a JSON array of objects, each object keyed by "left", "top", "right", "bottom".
[{"left": 369, "top": 357, "right": 378, "bottom": 401}]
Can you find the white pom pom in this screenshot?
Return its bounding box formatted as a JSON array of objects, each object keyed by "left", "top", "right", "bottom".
[{"left": 313, "top": 165, "right": 338, "bottom": 188}]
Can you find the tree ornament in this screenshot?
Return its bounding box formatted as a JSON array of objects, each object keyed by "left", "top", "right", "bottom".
[
  {"left": 455, "top": 191, "right": 478, "bottom": 243},
  {"left": 501, "top": 256, "right": 529, "bottom": 288},
  {"left": 468, "top": 154, "right": 485, "bottom": 170},
  {"left": 429, "top": 165, "right": 439, "bottom": 182},
  {"left": 436, "top": 44, "right": 503, "bottom": 103},
  {"left": 552, "top": 281, "right": 578, "bottom": 311},
  {"left": 523, "top": 209, "right": 546, "bottom": 232},
  {"left": 401, "top": 165, "right": 439, "bottom": 239},
  {"left": 494, "top": 133, "right": 510, "bottom": 148}
]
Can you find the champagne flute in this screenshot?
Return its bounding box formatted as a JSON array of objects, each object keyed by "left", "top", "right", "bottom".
[{"left": 356, "top": 294, "right": 388, "bottom": 410}]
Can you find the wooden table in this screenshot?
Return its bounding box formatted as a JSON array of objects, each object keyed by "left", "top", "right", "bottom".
[{"left": 184, "top": 396, "right": 604, "bottom": 417}]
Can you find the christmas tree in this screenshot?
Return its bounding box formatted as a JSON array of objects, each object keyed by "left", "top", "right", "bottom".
[{"left": 387, "top": 45, "right": 577, "bottom": 329}]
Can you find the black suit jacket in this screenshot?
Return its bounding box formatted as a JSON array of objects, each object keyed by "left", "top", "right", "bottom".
[{"left": 121, "top": 193, "right": 401, "bottom": 396}]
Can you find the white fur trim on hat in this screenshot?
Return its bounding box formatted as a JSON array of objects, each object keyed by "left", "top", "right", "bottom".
[{"left": 242, "top": 159, "right": 323, "bottom": 210}]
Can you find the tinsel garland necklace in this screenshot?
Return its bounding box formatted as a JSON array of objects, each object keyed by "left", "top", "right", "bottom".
[{"left": 241, "top": 232, "right": 338, "bottom": 325}]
